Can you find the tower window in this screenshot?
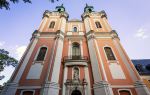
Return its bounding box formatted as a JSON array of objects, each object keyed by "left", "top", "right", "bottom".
[
  {"left": 119, "top": 90, "right": 131, "bottom": 95},
  {"left": 36, "top": 47, "right": 47, "bottom": 61},
  {"left": 104, "top": 47, "right": 116, "bottom": 60},
  {"left": 73, "top": 27, "right": 77, "bottom": 32},
  {"left": 49, "top": 21, "right": 55, "bottom": 28},
  {"left": 72, "top": 42, "right": 81, "bottom": 59},
  {"left": 95, "top": 21, "right": 102, "bottom": 28}
]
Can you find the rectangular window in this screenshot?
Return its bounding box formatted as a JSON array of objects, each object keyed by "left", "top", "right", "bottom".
[{"left": 95, "top": 22, "right": 102, "bottom": 28}]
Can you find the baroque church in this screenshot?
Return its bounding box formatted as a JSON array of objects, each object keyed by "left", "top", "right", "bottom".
[{"left": 1, "top": 4, "right": 150, "bottom": 95}]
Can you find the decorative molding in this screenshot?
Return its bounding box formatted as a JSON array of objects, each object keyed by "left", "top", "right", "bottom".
[
  {"left": 18, "top": 86, "right": 41, "bottom": 89},
  {"left": 65, "top": 62, "right": 88, "bottom": 66},
  {"left": 82, "top": 10, "right": 107, "bottom": 20},
  {"left": 111, "top": 85, "right": 134, "bottom": 88},
  {"left": 42, "top": 10, "right": 69, "bottom": 19}
]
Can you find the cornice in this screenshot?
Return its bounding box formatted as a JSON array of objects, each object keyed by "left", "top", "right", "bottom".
[
  {"left": 81, "top": 10, "right": 107, "bottom": 20},
  {"left": 42, "top": 10, "right": 69, "bottom": 20},
  {"left": 86, "top": 30, "right": 119, "bottom": 40}
]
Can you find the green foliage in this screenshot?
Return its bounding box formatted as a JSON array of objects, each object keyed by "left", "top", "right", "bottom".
[
  {"left": 0, "top": 49, "right": 18, "bottom": 80},
  {"left": 0, "top": 0, "right": 58, "bottom": 10},
  {"left": 0, "top": 0, "right": 31, "bottom": 10}
]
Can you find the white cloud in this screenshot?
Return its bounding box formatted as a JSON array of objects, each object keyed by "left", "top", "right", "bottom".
[
  {"left": 0, "top": 41, "right": 5, "bottom": 47},
  {"left": 15, "top": 45, "right": 27, "bottom": 60},
  {"left": 135, "top": 28, "right": 149, "bottom": 39}
]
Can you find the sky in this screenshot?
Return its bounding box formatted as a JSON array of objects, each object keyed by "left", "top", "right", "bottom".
[{"left": 0, "top": 0, "right": 150, "bottom": 85}]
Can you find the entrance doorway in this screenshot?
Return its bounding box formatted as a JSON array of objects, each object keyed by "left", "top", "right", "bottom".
[{"left": 71, "top": 90, "right": 82, "bottom": 95}]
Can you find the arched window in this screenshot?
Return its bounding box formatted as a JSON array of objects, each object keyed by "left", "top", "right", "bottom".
[
  {"left": 36, "top": 47, "right": 47, "bottom": 61},
  {"left": 72, "top": 42, "right": 81, "bottom": 59},
  {"left": 49, "top": 21, "right": 55, "bottom": 28},
  {"left": 71, "top": 90, "right": 82, "bottom": 95},
  {"left": 73, "top": 27, "right": 77, "bottom": 32},
  {"left": 73, "top": 67, "right": 79, "bottom": 80},
  {"left": 95, "top": 21, "right": 102, "bottom": 28},
  {"left": 23, "top": 91, "right": 34, "bottom": 95},
  {"left": 119, "top": 90, "right": 131, "bottom": 95},
  {"left": 104, "top": 47, "right": 116, "bottom": 60}
]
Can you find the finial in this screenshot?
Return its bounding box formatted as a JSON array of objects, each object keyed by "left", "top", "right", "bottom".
[{"left": 86, "top": 3, "right": 88, "bottom": 7}]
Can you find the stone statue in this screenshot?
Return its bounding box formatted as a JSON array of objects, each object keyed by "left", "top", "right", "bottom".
[{"left": 73, "top": 67, "right": 79, "bottom": 80}]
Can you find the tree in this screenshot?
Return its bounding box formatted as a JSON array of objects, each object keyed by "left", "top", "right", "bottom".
[
  {"left": 0, "top": 0, "right": 58, "bottom": 10},
  {"left": 0, "top": 0, "right": 31, "bottom": 10},
  {"left": 0, "top": 49, "right": 18, "bottom": 80},
  {"left": 146, "top": 64, "right": 150, "bottom": 71}
]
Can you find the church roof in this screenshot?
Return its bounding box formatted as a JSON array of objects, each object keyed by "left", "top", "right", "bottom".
[{"left": 132, "top": 59, "right": 150, "bottom": 75}]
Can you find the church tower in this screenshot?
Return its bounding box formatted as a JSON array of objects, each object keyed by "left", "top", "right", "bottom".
[{"left": 1, "top": 4, "right": 150, "bottom": 95}]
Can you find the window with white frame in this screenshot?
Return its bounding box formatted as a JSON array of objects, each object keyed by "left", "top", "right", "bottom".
[
  {"left": 36, "top": 47, "right": 47, "bottom": 61},
  {"left": 72, "top": 42, "right": 81, "bottom": 59},
  {"left": 49, "top": 21, "right": 55, "bottom": 28},
  {"left": 73, "top": 27, "right": 77, "bottom": 32},
  {"left": 104, "top": 47, "right": 116, "bottom": 60},
  {"left": 95, "top": 21, "right": 102, "bottom": 28}
]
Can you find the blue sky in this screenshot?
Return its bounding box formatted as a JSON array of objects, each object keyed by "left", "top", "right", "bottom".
[{"left": 0, "top": 0, "right": 150, "bottom": 85}]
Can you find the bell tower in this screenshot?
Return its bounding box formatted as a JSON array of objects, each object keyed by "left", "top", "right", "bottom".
[
  {"left": 1, "top": 4, "right": 150, "bottom": 95},
  {"left": 82, "top": 4, "right": 150, "bottom": 95}
]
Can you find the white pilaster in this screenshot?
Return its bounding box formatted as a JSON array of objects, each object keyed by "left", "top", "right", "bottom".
[
  {"left": 39, "top": 17, "right": 48, "bottom": 32},
  {"left": 102, "top": 18, "right": 112, "bottom": 32},
  {"left": 80, "top": 40, "right": 83, "bottom": 57},
  {"left": 94, "top": 39, "right": 107, "bottom": 81},
  {"left": 87, "top": 38, "right": 102, "bottom": 82},
  {"left": 46, "top": 35, "right": 64, "bottom": 95},
  {"left": 84, "top": 18, "right": 91, "bottom": 33},
  {"left": 84, "top": 67, "right": 91, "bottom": 95},
  {"left": 60, "top": 17, "right": 66, "bottom": 33},
  {"left": 62, "top": 66, "right": 68, "bottom": 95},
  {"left": 134, "top": 80, "right": 150, "bottom": 95},
  {"left": 68, "top": 40, "right": 71, "bottom": 58}
]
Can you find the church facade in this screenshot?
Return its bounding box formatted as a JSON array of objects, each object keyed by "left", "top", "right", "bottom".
[{"left": 1, "top": 4, "right": 150, "bottom": 95}]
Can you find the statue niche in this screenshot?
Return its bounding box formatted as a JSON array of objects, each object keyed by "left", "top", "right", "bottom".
[{"left": 73, "top": 67, "right": 79, "bottom": 80}]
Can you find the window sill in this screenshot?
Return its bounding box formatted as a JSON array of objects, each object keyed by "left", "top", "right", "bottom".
[
  {"left": 107, "top": 60, "right": 119, "bottom": 64},
  {"left": 32, "top": 60, "right": 45, "bottom": 64}
]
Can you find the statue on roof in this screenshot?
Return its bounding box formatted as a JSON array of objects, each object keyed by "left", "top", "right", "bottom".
[
  {"left": 84, "top": 3, "right": 94, "bottom": 13},
  {"left": 56, "top": 4, "right": 65, "bottom": 12}
]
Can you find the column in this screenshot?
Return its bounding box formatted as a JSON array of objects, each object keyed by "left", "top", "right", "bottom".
[
  {"left": 62, "top": 66, "right": 68, "bottom": 95},
  {"left": 46, "top": 32, "right": 64, "bottom": 95},
  {"left": 84, "top": 66, "right": 91, "bottom": 95},
  {"left": 80, "top": 40, "right": 83, "bottom": 57},
  {"left": 86, "top": 33, "right": 114, "bottom": 95}
]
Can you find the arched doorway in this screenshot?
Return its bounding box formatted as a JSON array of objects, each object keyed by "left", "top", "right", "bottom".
[
  {"left": 22, "top": 91, "right": 33, "bottom": 95},
  {"left": 119, "top": 90, "right": 131, "bottom": 95},
  {"left": 71, "top": 90, "right": 82, "bottom": 95}
]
